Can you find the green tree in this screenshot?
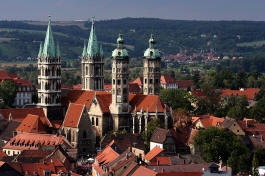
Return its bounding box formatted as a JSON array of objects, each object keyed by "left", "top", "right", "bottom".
[
  {"left": 142, "top": 118, "right": 164, "bottom": 153},
  {"left": 194, "top": 127, "right": 248, "bottom": 168},
  {"left": 0, "top": 80, "right": 16, "bottom": 107},
  {"left": 160, "top": 89, "right": 193, "bottom": 111},
  {"left": 250, "top": 97, "right": 265, "bottom": 122}
]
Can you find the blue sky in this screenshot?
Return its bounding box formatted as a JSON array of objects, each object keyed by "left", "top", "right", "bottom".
[{"left": 1, "top": 0, "right": 265, "bottom": 21}]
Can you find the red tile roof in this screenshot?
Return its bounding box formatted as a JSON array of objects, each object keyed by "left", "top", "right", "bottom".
[
  {"left": 149, "top": 156, "right": 171, "bottom": 166},
  {"left": 3, "top": 133, "right": 65, "bottom": 151},
  {"left": 132, "top": 166, "right": 157, "bottom": 176},
  {"left": 221, "top": 88, "right": 260, "bottom": 100},
  {"left": 130, "top": 94, "right": 168, "bottom": 113},
  {"left": 161, "top": 75, "right": 176, "bottom": 85},
  {"left": 0, "top": 70, "right": 12, "bottom": 80},
  {"left": 176, "top": 80, "right": 194, "bottom": 89},
  {"left": 190, "top": 90, "right": 206, "bottom": 97},
  {"left": 0, "top": 108, "right": 52, "bottom": 127},
  {"left": 62, "top": 103, "right": 84, "bottom": 128},
  {"left": 144, "top": 146, "right": 163, "bottom": 161},
  {"left": 9, "top": 160, "right": 70, "bottom": 176},
  {"left": 16, "top": 114, "right": 47, "bottom": 133},
  {"left": 62, "top": 90, "right": 169, "bottom": 113},
  {"left": 157, "top": 172, "right": 202, "bottom": 176},
  {"left": 132, "top": 77, "right": 143, "bottom": 86},
  {"left": 51, "top": 120, "right": 63, "bottom": 129},
  {"left": 7, "top": 73, "right": 18, "bottom": 79},
  {"left": 96, "top": 141, "right": 120, "bottom": 165},
  {"left": 13, "top": 78, "right": 32, "bottom": 86},
  {"left": 192, "top": 115, "right": 224, "bottom": 128},
  {"left": 237, "top": 120, "right": 265, "bottom": 138}
]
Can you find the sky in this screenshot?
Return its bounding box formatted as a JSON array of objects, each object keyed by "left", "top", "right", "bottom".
[{"left": 1, "top": 0, "right": 265, "bottom": 21}]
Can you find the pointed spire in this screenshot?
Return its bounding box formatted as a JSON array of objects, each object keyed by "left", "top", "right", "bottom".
[
  {"left": 56, "top": 42, "right": 60, "bottom": 57},
  {"left": 149, "top": 34, "right": 155, "bottom": 49},
  {"left": 117, "top": 33, "right": 124, "bottom": 49},
  {"left": 43, "top": 16, "right": 56, "bottom": 57},
  {"left": 38, "top": 42, "right": 43, "bottom": 57},
  {"left": 99, "top": 44, "right": 104, "bottom": 57},
  {"left": 82, "top": 41, "right": 87, "bottom": 57},
  {"left": 87, "top": 17, "right": 99, "bottom": 56}
]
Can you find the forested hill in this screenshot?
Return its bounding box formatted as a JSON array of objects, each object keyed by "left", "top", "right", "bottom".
[{"left": 0, "top": 18, "right": 265, "bottom": 59}]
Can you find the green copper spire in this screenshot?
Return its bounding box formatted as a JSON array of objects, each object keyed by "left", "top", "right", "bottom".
[
  {"left": 82, "top": 41, "right": 87, "bottom": 57},
  {"left": 112, "top": 33, "right": 129, "bottom": 57},
  {"left": 87, "top": 17, "right": 99, "bottom": 56},
  {"left": 56, "top": 42, "right": 60, "bottom": 57},
  {"left": 144, "top": 34, "right": 160, "bottom": 59},
  {"left": 99, "top": 44, "right": 104, "bottom": 57},
  {"left": 42, "top": 16, "right": 56, "bottom": 58},
  {"left": 38, "top": 42, "right": 43, "bottom": 57}
]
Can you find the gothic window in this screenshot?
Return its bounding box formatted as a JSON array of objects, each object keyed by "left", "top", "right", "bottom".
[
  {"left": 149, "top": 79, "right": 153, "bottom": 84},
  {"left": 117, "top": 79, "right": 121, "bottom": 85},
  {"left": 123, "top": 79, "right": 127, "bottom": 84},
  {"left": 96, "top": 118, "right": 98, "bottom": 126},
  {"left": 45, "top": 97, "right": 48, "bottom": 104},
  {"left": 123, "top": 88, "right": 127, "bottom": 94},
  {"left": 123, "top": 97, "right": 127, "bottom": 103},
  {"left": 52, "top": 67, "right": 55, "bottom": 76},
  {"left": 86, "top": 66, "right": 88, "bottom": 75},
  {"left": 67, "top": 130, "right": 71, "bottom": 142},
  {"left": 150, "top": 51, "right": 153, "bottom": 56},
  {"left": 145, "top": 79, "right": 147, "bottom": 84},
  {"left": 113, "top": 79, "right": 115, "bottom": 84},
  {"left": 155, "top": 79, "right": 159, "bottom": 84},
  {"left": 92, "top": 117, "right": 95, "bottom": 125}
]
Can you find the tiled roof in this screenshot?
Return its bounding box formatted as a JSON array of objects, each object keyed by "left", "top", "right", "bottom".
[
  {"left": 130, "top": 94, "right": 168, "bottom": 113},
  {"left": 150, "top": 127, "right": 168, "bottom": 144},
  {"left": 8, "top": 159, "right": 70, "bottom": 176},
  {"left": 132, "top": 166, "right": 157, "bottom": 176},
  {"left": 101, "top": 133, "right": 145, "bottom": 152},
  {"left": 96, "top": 141, "right": 120, "bottom": 165},
  {"left": 51, "top": 120, "right": 63, "bottom": 129},
  {"left": 192, "top": 115, "right": 224, "bottom": 128},
  {"left": 148, "top": 163, "right": 216, "bottom": 173},
  {"left": 0, "top": 108, "right": 52, "bottom": 127},
  {"left": 7, "top": 73, "right": 18, "bottom": 79},
  {"left": 132, "top": 77, "right": 143, "bottom": 86},
  {"left": 190, "top": 90, "right": 206, "bottom": 97},
  {"left": 0, "top": 70, "right": 12, "bottom": 80},
  {"left": 73, "top": 84, "right": 82, "bottom": 90},
  {"left": 92, "top": 163, "right": 105, "bottom": 175},
  {"left": 237, "top": 120, "right": 265, "bottom": 138},
  {"left": 249, "top": 135, "right": 265, "bottom": 149},
  {"left": 149, "top": 156, "right": 171, "bottom": 165},
  {"left": 106, "top": 150, "right": 136, "bottom": 173},
  {"left": 13, "top": 78, "right": 32, "bottom": 86},
  {"left": 161, "top": 75, "right": 176, "bottom": 84},
  {"left": 62, "top": 90, "right": 168, "bottom": 113},
  {"left": 3, "top": 133, "right": 65, "bottom": 151},
  {"left": 176, "top": 80, "right": 194, "bottom": 88},
  {"left": 13, "top": 150, "right": 54, "bottom": 163},
  {"left": 144, "top": 146, "right": 163, "bottom": 161},
  {"left": 157, "top": 172, "right": 202, "bottom": 176},
  {"left": 221, "top": 88, "right": 260, "bottom": 100},
  {"left": 121, "top": 161, "right": 138, "bottom": 176},
  {"left": 62, "top": 103, "right": 84, "bottom": 128},
  {"left": 16, "top": 114, "right": 47, "bottom": 133}
]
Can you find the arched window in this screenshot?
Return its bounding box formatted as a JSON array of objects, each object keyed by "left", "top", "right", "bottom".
[{"left": 92, "top": 117, "right": 95, "bottom": 125}]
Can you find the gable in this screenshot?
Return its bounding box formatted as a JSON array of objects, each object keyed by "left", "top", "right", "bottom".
[{"left": 88, "top": 97, "right": 103, "bottom": 116}]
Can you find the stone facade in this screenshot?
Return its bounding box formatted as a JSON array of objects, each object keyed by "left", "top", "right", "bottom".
[
  {"left": 37, "top": 18, "right": 62, "bottom": 120},
  {"left": 143, "top": 34, "right": 161, "bottom": 95},
  {"left": 82, "top": 19, "right": 104, "bottom": 91}
]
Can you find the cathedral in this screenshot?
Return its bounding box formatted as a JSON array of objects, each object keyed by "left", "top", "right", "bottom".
[{"left": 37, "top": 18, "right": 173, "bottom": 138}]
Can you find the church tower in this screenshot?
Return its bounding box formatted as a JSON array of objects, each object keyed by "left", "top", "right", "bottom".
[
  {"left": 143, "top": 34, "right": 161, "bottom": 95},
  {"left": 81, "top": 18, "right": 104, "bottom": 91},
  {"left": 37, "top": 17, "right": 62, "bottom": 119},
  {"left": 109, "top": 34, "right": 130, "bottom": 131}
]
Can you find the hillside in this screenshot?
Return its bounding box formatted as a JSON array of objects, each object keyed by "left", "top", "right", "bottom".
[{"left": 0, "top": 18, "right": 265, "bottom": 59}]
